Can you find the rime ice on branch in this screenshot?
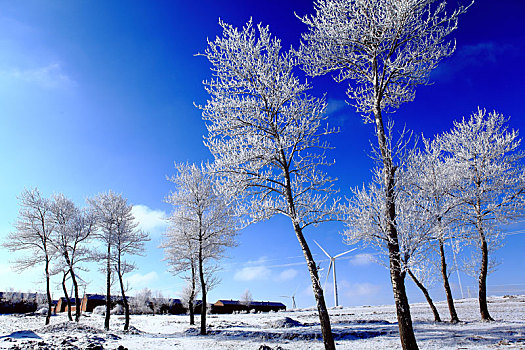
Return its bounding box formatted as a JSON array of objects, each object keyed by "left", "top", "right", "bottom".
[
  {"left": 198, "top": 19, "right": 341, "bottom": 350},
  {"left": 299, "top": 1, "right": 471, "bottom": 348},
  {"left": 439, "top": 109, "right": 525, "bottom": 321},
  {"left": 164, "top": 163, "right": 237, "bottom": 335}
]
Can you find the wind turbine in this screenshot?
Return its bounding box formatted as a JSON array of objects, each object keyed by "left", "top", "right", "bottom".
[
  {"left": 314, "top": 240, "right": 356, "bottom": 307},
  {"left": 280, "top": 287, "right": 298, "bottom": 309}
]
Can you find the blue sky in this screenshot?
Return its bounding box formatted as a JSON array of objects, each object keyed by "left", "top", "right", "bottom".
[{"left": 1, "top": 0, "right": 524, "bottom": 309}]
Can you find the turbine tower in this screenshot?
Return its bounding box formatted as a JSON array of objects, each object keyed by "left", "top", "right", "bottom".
[
  {"left": 280, "top": 287, "right": 298, "bottom": 309},
  {"left": 314, "top": 240, "right": 356, "bottom": 307}
]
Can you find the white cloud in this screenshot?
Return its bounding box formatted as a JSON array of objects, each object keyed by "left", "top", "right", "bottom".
[
  {"left": 234, "top": 265, "right": 271, "bottom": 281},
  {"left": 433, "top": 41, "right": 516, "bottom": 81},
  {"left": 2, "top": 63, "right": 73, "bottom": 89},
  {"left": 126, "top": 271, "right": 159, "bottom": 289},
  {"left": 300, "top": 285, "right": 314, "bottom": 297},
  {"left": 132, "top": 205, "right": 168, "bottom": 236},
  {"left": 325, "top": 98, "right": 348, "bottom": 115},
  {"left": 277, "top": 268, "right": 298, "bottom": 281},
  {"left": 233, "top": 257, "right": 302, "bottom": 282},
  {"left": 350, "top": 253, "right": 375, "bottom": 266},
  {"left": 343, "top": 282, "right": 381, "bottom": 297}
]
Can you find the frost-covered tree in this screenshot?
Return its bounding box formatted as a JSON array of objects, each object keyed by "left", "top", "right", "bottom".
[
  {"left": 162, "top": 213, "right": 200, "bottom": 325},
  {"left": 405, "top": 257, "right": 441, "bottom": 322},
  {"left": 404, "top": 139, "right": 463, "bottom": 323},
  {"left": 240, "top": 289, "right": 253, "bottom": 307},
  {"left": 300, "top": 1, "right": 470, "bottom": 348},
  {"left": 3, "top": 188, "right": 55, "bottom": 325},
  {"left": 440, "top": 109, "right": 525, "bottom": 321},
  {"left": 50, "top": 263, "right": 73, "bottom": 321},
  {"left": 179, "top": 281, "right": 200, "bottom": 324},
  {"left": 113, "top": 200, "right": 149, "bottom": 330},
  {"left": 89, "top": 191, "right": 119, "bottom": 330},
  {"left": 50, "top": 193, "right": 94, "bottom": 322},
  {"left": 166, "top": 163, "right": 237, "bottom": 335},
  {"left": 199, "top": 20, "right": 340, "bottom": 350},
  {"left": 130, "top": 288, "right": 154, "bottom": 314},
  {"left": 345, "top": 165, "right": 437, "bottom": 321},
  {"left": 89, "top": 191, "right": 148, "bottom": 331}
]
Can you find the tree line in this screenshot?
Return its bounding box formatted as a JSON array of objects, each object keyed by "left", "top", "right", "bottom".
[
  {"left": 3, "top": 190, "right": 149, "bottom": 331},
  {"left": 4, "top": 1, "right": 524, "bottom": 350},
  {"left": 183, "top": 0, "right": 523, "bottom": 349}
]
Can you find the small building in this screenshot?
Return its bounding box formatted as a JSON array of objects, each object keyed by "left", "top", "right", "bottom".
[
  {"left": 80, "top": 294, "right": 108, "bottom": 313},
  {"left": 211, "top": 299, "right": 286, "bottom": 314},
  {"left": 211, "top": 299, "right": 245, "bottom": 314},
  {"left": 160, "top": 298, "right": 187, "bottom": 315},
  {"left": 55, "top": 297, "right": 80, "bottom": 313},
  {"left": 249, "top": 301, "right": 286, "bottom": 313}
]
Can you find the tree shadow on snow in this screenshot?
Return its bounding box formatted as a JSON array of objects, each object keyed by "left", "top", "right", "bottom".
[
  {"left": 411, "top": 320, "right": 525, "bottom": 348},
  {"left": 0, "top": 330, "right": 41, "bottom": 339}
]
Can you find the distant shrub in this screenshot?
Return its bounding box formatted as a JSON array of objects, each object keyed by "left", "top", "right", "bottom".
[
  {"left": 111, "top": 304, "right": 124, "bottom": 315},
  {"left": 93, "top": 306, "right": 105, "bottom": 315},
  {"left": 36, "top": 307, "right": 48, "bottom": 315}
]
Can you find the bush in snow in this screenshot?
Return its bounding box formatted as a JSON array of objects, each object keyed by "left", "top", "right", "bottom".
[
  {"left": 36, "top": 307, "right": 49, "bottom": 316},
  {"left": 129, "top": 288, "right": 154, "bottom": 314},
  {"left": 111, "top": 304, "right": 124, "bottom": 315},
  {"left": 93, "top": 306, "right": 106, "bottom": 315}
]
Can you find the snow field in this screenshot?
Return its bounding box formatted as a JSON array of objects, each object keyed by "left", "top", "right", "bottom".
[{"left": 0, "top": 295, "right": 524, "bottom": 349}]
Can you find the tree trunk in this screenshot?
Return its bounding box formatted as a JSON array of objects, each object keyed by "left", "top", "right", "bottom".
[
  {"left": 45, "top": 254, "right": 52, "bottom": 326},
  {"left": 189, "top": 300, "right": 195, "bottom": 325},
  {"left": 189, "top": 263, "right": 196, "bottom": 325},
  {"left": 438, "top": 237, "right": 459, "bottom": 323},
  {"left": 373, "top": 100, "right": 418, "bottom": 350},
  {"left": 388, "top": 238, "right": 418, "bottom": 350},
  {"left": 62, "top": 272, "right": 73, "bottom": 321},
  {"left": 407, "top": 268, "right": 441, "bottom": 322},
  {"left": 70, "top": 268, "right": 81, "bottom": 322},
  {"left": 117, "top": 266, "right": 130, "bottom": 331},
  {"left": 478, "top": 229, "right": 493, "bottom": 321},
  {"left": 293, "top": 223, "right": 335, "bottom": 350},
  {"left": 279, "top": 151, "right": 335, "bottom": 350},
  {"left": 105, "top": 243, "right": 111, "bottom": 331},
  {"left": 198, "top": 230, "right": 207, "bottom": 335}
]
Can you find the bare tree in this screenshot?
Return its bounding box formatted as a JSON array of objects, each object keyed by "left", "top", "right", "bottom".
[
  {"left": 166, "top": 163, "right": 237, "bottom": 335},
  {"left": 240, "top": 289, "right": 253, "bottom": 307},
  {"left": 3, "top": 188, "right": 55, "bottom": 325},
  {"left": 299, "top": 1, "right": 470, "bottom": 348},
  {"left": 49, "top": 193, "right": 94, "bottom": 322},
  {"left": 199, "top": 20, "right": 340, "bottom": 350},
  {"left": 439, "top": 109, "right": 525, "bottom": 321}
]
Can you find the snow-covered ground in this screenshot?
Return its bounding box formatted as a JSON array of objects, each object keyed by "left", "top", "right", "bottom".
[{"left": 1, "top": 295, "right": 524, "bottom": 349}]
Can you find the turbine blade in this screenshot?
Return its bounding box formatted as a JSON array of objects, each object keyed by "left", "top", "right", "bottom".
[
  {"left": 314, "top": 240, "right": 332, "bottom": 258},
  {"left": 334, "top": 248, "right": 357, "bottom": 259},
  {"left": 323, "top": 260, "right": 332, "bottom": 291}
]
